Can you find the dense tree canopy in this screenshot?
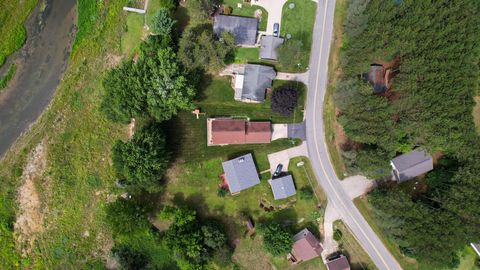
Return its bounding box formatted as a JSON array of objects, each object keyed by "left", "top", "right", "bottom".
[
  {"left": 151, "top": 8, "right": 176, "bottom": 36},
  {"left": 270, "top": 87, "right": 299, "bottom": 116},
  {"left": 259, "top": 223, "right": 292, "bottom": 256},
  {"left": 102, "top": 47, "right": 195, "bottom": 123},
  {"left": 112, "top": 123, "right": 170, "bottom": 193}
]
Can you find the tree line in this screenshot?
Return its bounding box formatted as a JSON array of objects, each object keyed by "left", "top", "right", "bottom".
[{"left": 335, "top": 0, "right": 480, "bottom": 267}]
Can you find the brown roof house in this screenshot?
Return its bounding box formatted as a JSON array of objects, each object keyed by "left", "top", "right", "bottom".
[
  {"left": 390, "top": 149, "right": 433, "bottom": 183},
  {"left": 288, "top": 228, "right": 323, "bottom": 264},
  {"left": 326, "top": 254, "right": 351, "bottom": 270},
  {"left": 221, "top": 153, "right": 260, "bottom": 195},
  {"left": 368, "top": 63, "right": 392, "bottom": 94},
  {"left": 233, "top": 64, "right": 276, "bottom": 103},
  {"left": 207, "top": 118, "right": 271, "bottom": 146}
]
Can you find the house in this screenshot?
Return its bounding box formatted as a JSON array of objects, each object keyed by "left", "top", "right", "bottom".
[
  {"left": 288, "top": 228, "right": 323, "bottom": 264},
  {"left": 471, "top": 243, "right": 480, "bottom": 257},
  {"left": 368, "top": 63, "right": 391, "bottom": 94},
  {"left": 213, "top": 15, "right": 258, "bottom": 46},
  {"left": 390, "top": 149, "right": 433, "bottom": 182},
  {"left": 233, "top": 64, "right": 276, "bottom": 103},
  {"left": 268, "top": 175, "right": 296, "bottom": 200},
  {"left": 221, "top": 153, "right": 260, "bottom": 194},
  {"left": 207, "top": 118, "right": 271, "bottom": 146},
  {"left": 326, "top": 254, "right": 351, "bottom": 270},
  {"left": 260, "top": 35, "right": 284, "bottom": 60}
]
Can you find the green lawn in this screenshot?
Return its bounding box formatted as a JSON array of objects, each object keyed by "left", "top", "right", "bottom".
[
  {"left": 333, "top": 220, "right": 378, "bottom": 270},
  {"left": 0, "top": 0, "right": 38, "bottom": 67},
  {"left": 121, "top": 12, "right": 145, "bottom": 56},
  {"left": 164, "top": 154, "right": 324, "bottom": 269},
  {"left": 278, "top": 0, "right": 317, "bottom": 72},
  {"left": 223, "top": 0, "right": 269, "bottom": 31},
  {"left": 0, "top": 63, "right": 16, "bottom": 91},
  {"left": 234, "top": 47, "right": 260, "bottom": 63}
]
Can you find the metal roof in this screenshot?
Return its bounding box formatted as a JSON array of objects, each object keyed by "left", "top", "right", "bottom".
[
  {"left": 326, "top": 255, "right": 351, "bottom": 270},
  {"left": 391, "top": 149, "right": 433, "bottom": 182},
  {"left": 260, "top": 35, "right": 284, "bottom": 60},
  {"left": 222, "top": 153, "right": 260, "bottom": 193},
  {"left": 268, "top": 175, "right": 296, "bottom": 200},
  {"left": 213, "top": 15, "right": 258, "bottom": 45},
  {"left": 240, "top": 64, "right": 276, "bottom": 102},
  {"left": 292, "top": 228, "right": 323, "bottom": 262}
]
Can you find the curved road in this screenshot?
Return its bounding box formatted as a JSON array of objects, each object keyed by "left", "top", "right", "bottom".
[{"left": 305, "top": 1, "right": 403, "bottom": 269}]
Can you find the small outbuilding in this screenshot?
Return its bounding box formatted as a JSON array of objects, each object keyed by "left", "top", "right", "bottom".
[
  {"left": 268, "top": 175, "right": 296, "bottom": 200},
  {"left": 213, "top": 15, "right": 258, "bottom": 45},
  {"left": 390, "top": 149, "right": 433, "bottom": 183},
  {"left": 233, "top": 64, "right": 276, "bottom": 103},
  {"left": 368, "top": 63, "right": 391, "bottom": 94},
  {"left": 326, "top": 254, "right": 351, "bottom": 270},
  {"left": 260, "top": 35, "right": 284, "bottom": 60},
  {"left": 288, "top": 228, "right": 323, "bottom": 264},
  {"left": 222, "top": 153, "right": 260, "bottom": 194}
]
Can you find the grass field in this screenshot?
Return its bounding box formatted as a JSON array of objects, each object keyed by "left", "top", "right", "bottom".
[
  {"left": 223, "top": 0, "right": 269, "bottom": 31},
  {"left": 74, "top": 0, "right": 101, "bottom": 50},
  {"left": 121, "top": 12, "right": 145, "bottom": 55},
  {"left": 323, "top": 0, "right": 347, "bottom": 179},
  {"left": 278, "top": 0, "right": 317, "bottom": 72},
  {"left": 333, "top": 220, "right": 378, "bottom": 270},
  {"left": 0, "top": 63, "right": 16, "bottom": 91},
  {"left": 0, "top": 0, "right": 154, "bottom": 268},
  {"left": 0, "top": 0, "right": 38, "bottom": 68},
  {"left": 164, "top": 153, "right": 324, "bottom": 269}
]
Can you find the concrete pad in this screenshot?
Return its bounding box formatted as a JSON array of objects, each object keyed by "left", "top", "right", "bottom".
[
  {"left": 272, "top": 124, "right": 288, "bottom": 140},
  {"left": 252, "top": 0, "right": 289, "bottom": 35},
  {"left": 340, "top": 175, "right": 377, "bottom": 200},
  {"left": 267, "top": 142, "right": 308, "bottom": 174}
]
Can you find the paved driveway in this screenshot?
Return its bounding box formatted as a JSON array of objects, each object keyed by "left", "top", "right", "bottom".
[
  {"left": 267, "top": 142, "right": 308, "bottom": 174},
  {"left": 287, "top": 122, "right": 306, "bottom": 140},
  {"left": 253, "top": 0, "right": 288, "bottom": 35}
]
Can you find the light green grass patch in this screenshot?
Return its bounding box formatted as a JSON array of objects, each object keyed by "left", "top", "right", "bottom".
[
  {"left": 278, "top": 0, "right": 317, "bottom": 72},
  {"left": 121, "top": 12, "right": 145, "bottom": 56},
  {"left": 234, "top": 47, "right": 260, "bottom": 63}
]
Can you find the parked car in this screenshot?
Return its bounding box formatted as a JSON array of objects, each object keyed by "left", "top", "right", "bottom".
[
  {"left": 273, "top": 164, "right": 283, "bottom": 177},
  {"left": 273, "top": 23, "right": 280, "bottom": 37}
]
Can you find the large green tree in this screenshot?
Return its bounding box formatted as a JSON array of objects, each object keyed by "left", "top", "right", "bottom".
[
  {"left": 112, "top": 123, "right": 170, "bottom": 193},
  {"left": 151, "top": 8, "right": 176, "bottom": 36},
  {"left": 259, "top": 223, "right": 292, "bottom": 256}
]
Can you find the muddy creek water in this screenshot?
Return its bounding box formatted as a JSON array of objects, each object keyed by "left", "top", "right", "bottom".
[{"left": 0, "top": 0, "right": 77, "bottom": 158}]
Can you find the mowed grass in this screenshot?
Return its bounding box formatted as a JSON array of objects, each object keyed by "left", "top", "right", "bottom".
[
  {"left": 121, "top": 12, "right": 145, "bottom": 55},
  {"left": 279, "top": 0, "right": 317, "bottom": 72},
  {"left": 234, "top": 47, "right": 260, "bottom": 63},
  {"left": 0, "top": 0, "right": 143, "bottom": 268},
  {"left": 164, "top": 153, "right": 324, "bottom": 269},
  {"left": 223, "top": 0, "right": 269, "bottom": 31},
  {"left": 333, "top": 220, "right": 378, "bottom": 270},
  {"left": 0, "top": 0, "right": 38, "bottom": 67},
  {"left": 323, "top": 0, "right": 347, "bottom": 179}
]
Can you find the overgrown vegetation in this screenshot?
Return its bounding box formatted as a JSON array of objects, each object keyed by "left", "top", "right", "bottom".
[
  {"left": 270, "top": 86, "right": 299, "bottom": 116},
  {"left": 0, "top": 0, "right": 38, "bottom": 67},
  {"left": 333, "top": 0, "right": 480, "bottom": 268},
  {"left": 0, "top": 63, "right": 16, "bottom": 91}
]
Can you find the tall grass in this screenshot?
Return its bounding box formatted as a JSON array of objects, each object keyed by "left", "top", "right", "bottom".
[{"left": 0, "top": 64, "right": 17, "bottom": 91}]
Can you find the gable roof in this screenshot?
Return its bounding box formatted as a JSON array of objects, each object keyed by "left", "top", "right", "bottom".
[
  {"left": 245, "top": 122, "right": 271, "bottom": 143},
  {"left": 211, "top": 119, "right": 246, "bottom": 145},
  {"left": 222, "top": 153, "right": 260, "bottom": 193},
  {"left": 391, "top": 149, "right": 433, "bottom": 182},
  {"left": 292, "top": 228, "right": 323, "bottom": 262},
  {"left": 260, "top": 35, "right": 284, "bottom": 60},
  {"left": 213, "top": 15, "right": 258, "bottom": 45},
  {"left": 268, "top": 175, "right": 296, "bottom": 200},
  {"left": 326, "top": 255, "right": 351, "bottom": 270},
  {"left": 241, "top": 64, "right": 276, "bottom": 102},
  {"left": 368, "top": 64, "right": 387, "bottom": 93}
]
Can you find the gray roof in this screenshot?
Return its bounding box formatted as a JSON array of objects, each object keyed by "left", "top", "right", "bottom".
[
  {"left": 213, "top": 15, "right": 258, "bottom": 45},
  {"left": 260, "top": 36, "right": 284, "bottom": 60},
  {"left": 391, "top": 149, "right": 433, "bottom": 182},
  {"left": 241, "top": 64, "right": 276, "bottom": 102},
  {"left": 222, "top": 153, "right": 260, "bottom": 193},
  {"left": 268, "top": 175, "right": 296, "bottom": 200}
]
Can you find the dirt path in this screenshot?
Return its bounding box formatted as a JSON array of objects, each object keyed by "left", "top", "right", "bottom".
[{"left": 14, "top": 142, "right": 47, "bottom": 257}]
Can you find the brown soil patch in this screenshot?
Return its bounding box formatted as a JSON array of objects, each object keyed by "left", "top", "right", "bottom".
[
  {"left": 431, "top": 151, "right": 445, "bottom": 166},
  {"left": 474, "top": 96, "right": 480, "bottom": 133},
  {"left": 14, "top": 142, "right": 47, "bottom": 257},
  {"left": 127, "top": 118, "right": 136, "bottom": 139}
]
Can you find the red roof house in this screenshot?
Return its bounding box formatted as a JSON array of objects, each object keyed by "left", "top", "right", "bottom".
[
  {"left": 289, "top": 228, "right": 323, "bottom": 264},
  {"left": 326, "top": 255, "right": 351, "bottom": 270},
  {"left": 207, "top": 118, "right": 271, "bottom": 146}
]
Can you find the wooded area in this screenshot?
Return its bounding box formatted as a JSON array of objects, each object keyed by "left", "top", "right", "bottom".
[{"left": 335, "top": 0, "right": 480, "bottom": 267}]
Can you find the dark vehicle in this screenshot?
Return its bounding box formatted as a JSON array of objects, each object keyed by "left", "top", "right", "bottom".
[
  {"left": 273, "top": 164, "right": 283, "bottom": 177},
  {"left": 273, "top": 23, "right": 280, "bottom": 37}
]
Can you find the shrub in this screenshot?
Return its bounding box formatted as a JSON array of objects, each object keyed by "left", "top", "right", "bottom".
[
  {"left": 223, "top": 6, "right": 232, "bottom": 15},
  {"left": 259, "top": 223, "right": 292, "bottom": 256},
  {"left": 333, "top": 229, "right": 343, "bottom": 241},
  {"left": 151, "top": 8, "right": 176, "bottom": 36},
  {"left": 271, "top": 87, "right": 299, "bottom": 116},
  {"left": 299, "top": 187, "right": 314, "bottom": 200}
]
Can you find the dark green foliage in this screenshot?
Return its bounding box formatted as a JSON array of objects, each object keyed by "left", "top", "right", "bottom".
[
  {"left": 298, "top": 187, "right": 314, "bottom": 200},
  {"left": 105, "top": 198, "right": 151, "bottom": 236},
  {"left": 102, "top": 47, "right": 195, "bottom": 123},
  {"left": 186, "top": 0, "right": 219, "bottom": 23},
  {"left": 74, "top": 0, "right": 100, "bottom": 48},
  {"left": 333, "top": 229, "right": 343, "bottom": 241},
  {"left": 151, "top": 8, "right": 176, "bottom": 36},
  {"left": 178, "top": 24, "right": 235, "bottom": 72},
  {"left": 113, "top": 245, "right": 149, "bottom": 270},
  {"left": 277, "top": 40, "right": 302, "bottom": 69},
  {"left": 161, "top": 206, "right": 228, "bottom": 269},
  {"left": 217, "top": 187, "right": 227, "bottom": 197},
  {"left": 112, "top": 123, "right": 170, "bottom": 193},
  {"left": 0, "top": 63, "right": 16, "bottom": 90},
  {"left": 159, "top": 0, "right": 178, "bottom": 11},
  {"left": 270, "top": 87, "right": 299, "bottom": 116},
  {"left": 259, "top": 223, "right": 292, "bottom": 256}
]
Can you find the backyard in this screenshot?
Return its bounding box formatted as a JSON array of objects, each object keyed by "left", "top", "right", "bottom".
[{"left": 121, "top": 12, "right": 145, "bottom": 55}]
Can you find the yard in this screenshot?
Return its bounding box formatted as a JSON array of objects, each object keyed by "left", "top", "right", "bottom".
[
  {"left": 121, "top": 12, "right": 145, "bottom": 55},
  {"left": 163, "top": 153, "right": 325, "bottom": 269},
  {"left": 223, "top": 0, "right": 269, "bottom": 31}
]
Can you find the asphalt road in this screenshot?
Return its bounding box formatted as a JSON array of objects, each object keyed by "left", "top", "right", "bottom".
[{"left": 305, "top": 1, "right": 403, "bottom": 269}]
